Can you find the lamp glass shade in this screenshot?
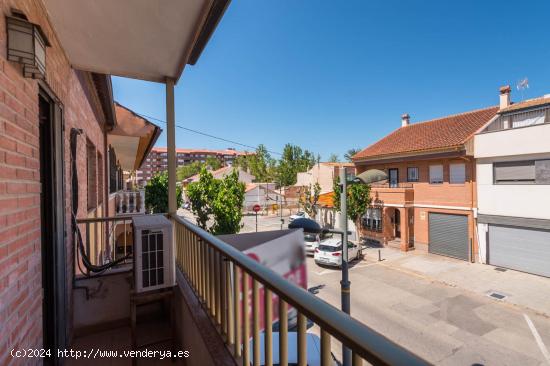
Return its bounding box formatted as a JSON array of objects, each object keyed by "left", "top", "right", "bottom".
[
  {"left": 355, "top": 169, "right": 388, "bottom": 184},
  {"left": 7, "top": 16, "right": 48, "bottom": 79}
]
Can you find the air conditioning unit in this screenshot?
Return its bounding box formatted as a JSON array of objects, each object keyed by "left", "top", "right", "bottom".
[{"left": 133, "top": 215, "right": 175, "bottom": 293}]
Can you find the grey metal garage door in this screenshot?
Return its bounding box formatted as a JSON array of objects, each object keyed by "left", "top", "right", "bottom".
[
  {"left": 489, "top": 225, "right": 550, "bottom": 277},
  {"left": 429, "top": 213, "right": 469, "bottom": 261}
]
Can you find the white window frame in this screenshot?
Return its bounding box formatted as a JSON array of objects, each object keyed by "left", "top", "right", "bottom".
[
  {"left": 429, "top": 165, "right": 443, "bottom": 184},
  {"left": 450, "top": 163, "right": 466, "bottom": 184}
]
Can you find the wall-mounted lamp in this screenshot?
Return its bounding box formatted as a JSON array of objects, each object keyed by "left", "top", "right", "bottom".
[{"left": 6, "top": 11, "right": 50, "bottom": 79}]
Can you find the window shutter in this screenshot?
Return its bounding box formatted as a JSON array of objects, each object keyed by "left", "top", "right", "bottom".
[
  {"left": 429, "top": 165, "right": 443, "bottom": 183},
  {"left": 450, "top": 163, "right": 466, "bottom": 184},
  {"left": 494, "top": 161, "right": 535, "bottom": 183}
]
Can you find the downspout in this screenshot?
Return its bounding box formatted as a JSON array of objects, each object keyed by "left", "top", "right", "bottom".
[{"left": 460, "top": 155, "right": 477, "bottom": 263}]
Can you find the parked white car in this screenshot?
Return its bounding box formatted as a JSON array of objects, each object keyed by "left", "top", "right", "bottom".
[
  {"left": 304, "top": 233, "right": 321, "bottom": 256},
  {"left": 289, "top": 211, "right": 309, "bottom": 222},
  {"left": 248, "top": 332, "right": 336, "bottom": 366},
  {"left": 314, "top": 238, "right": 362, "bottom": 267}
]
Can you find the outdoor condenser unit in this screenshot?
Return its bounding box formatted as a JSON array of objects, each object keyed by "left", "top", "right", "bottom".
[{"left": 132, "top": 215, "right": 175, "bottom": 293}]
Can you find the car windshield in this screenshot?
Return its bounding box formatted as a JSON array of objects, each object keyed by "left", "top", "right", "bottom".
[
  {"left": 318, "top": 244, "right": 342, "bottom": 252},
  {"left": 304, "top": 234, "right": 317, "bottom": 242}
]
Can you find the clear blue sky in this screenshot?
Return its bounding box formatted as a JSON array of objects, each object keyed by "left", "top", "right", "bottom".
[{"left": 112, "top": 0, "right": 550, "bottom": 161}]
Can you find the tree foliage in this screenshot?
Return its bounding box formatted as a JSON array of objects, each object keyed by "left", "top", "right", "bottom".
[
  {"left": 145, "top": 171, "right": 183, "bottom": 213},
  {"left": 332, "top": 176, "right": 371, "bottom": 225},
  {"left": 299, "top": 182, "right": 321, "bottom": 218},
  {"left": 328, "top": 153, "right": 339, "bottom": 163},
  {"left": 176, "top": 156, "right": 222, "bottom": 181},
  {"left": 186, "top": 167, "right": 245, "bottom": 235},
  {"left": 275, "top": 143, "right": 316, "bottom": 187},
  {"left": 344, "top": 148, "right": 361, "bottom": 162}
]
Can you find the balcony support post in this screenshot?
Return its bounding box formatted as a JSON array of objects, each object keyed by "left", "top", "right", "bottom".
[{"left": 166, "top": 78, "right": 177, "bottom": 215}]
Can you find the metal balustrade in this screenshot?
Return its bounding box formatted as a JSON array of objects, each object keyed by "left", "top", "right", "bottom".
[{"left": 173, "top": 215, "right": 430, "bottom": 366}]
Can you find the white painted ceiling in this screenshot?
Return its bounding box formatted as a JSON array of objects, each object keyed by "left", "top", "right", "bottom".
[{"left": 44, "top": 0, "right": 211, "bottom": 82}]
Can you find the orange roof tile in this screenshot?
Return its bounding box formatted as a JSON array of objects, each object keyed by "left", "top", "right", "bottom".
[
  {"left": 317, "top": 191, "right": 335, "bottom": 208},
  {"left": 353, "top": 106, "right": 498, "bottom": 160}
]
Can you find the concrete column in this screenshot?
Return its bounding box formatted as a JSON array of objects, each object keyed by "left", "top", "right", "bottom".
[
  {"left": 166, "top": 78, "right": 177, "bottom": 215},
  {"left": 400, "top": 208, "right": 409, "bottom": 252}
]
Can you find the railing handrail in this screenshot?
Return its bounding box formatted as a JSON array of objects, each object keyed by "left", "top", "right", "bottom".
[
  {"left": 172, "top": 214, "right": 429, "bottom": 366},
  {"left": 370, "top": 182, "right": 414, "bottom": 189},
  {"left": 76, "top": 214, "right": 141, "bottom": 223}
]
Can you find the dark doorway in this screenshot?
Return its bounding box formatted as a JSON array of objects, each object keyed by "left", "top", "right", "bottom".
[
  {"left": 394, "top": 209, "right": 401, "bottom": 238},
  {"left": 39, "top": 89, "right": 66, "bottom": 363},
  {"left": 389, "top": 168, "right": 399, "bottom": 188}
]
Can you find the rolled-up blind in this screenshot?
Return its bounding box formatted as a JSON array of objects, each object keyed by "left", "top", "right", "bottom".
[{"left": 494, "top": 161, "right": 535, "bottom": 182}]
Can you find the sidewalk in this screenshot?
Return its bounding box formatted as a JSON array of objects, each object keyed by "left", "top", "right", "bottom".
[{"left": 361, "top": 246, "right": 550, "bottom": 317}]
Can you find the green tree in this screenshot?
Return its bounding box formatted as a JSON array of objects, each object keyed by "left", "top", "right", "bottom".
[
  {"left": 249, "top": 144, "right": 273, "bottom": 182},
  {"left": 176, "top": 161, "right": 202, "bottom": 181},
  {"left": 205, "top": 156, "right": 222, "bottom": 170},
  {"left": 344, "top": 148, "right": 361, "bottom": 162},
  {"left": 299, "top": 182, "right": 321, "bottom": 218},
  {"left": 186, "top": 167, "right": 217, "bottom": 229},
  {"left": 186, "top": 167, "right": 245, "bottom": 234},
  {"left": 275, "top": 143, "right": 316, "bottom": 187},
  {"left": 145, "top": 171, "right": 183, "bottom": 213},
  {"left": 210, "top": 170, "right": 246, "bottom": 235},
  {"left": 328, "top": 153, "right": 339, "bottom": 163},
  {"left": 332, "top": 176, "right": 371, "bottom": 227}
]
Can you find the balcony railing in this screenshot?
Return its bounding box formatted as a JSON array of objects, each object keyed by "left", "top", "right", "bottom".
[
  {"left": 116, "top": 189, "right": 145, "bottom": 215},
  {"left": 75, "top": 215, "right": 135, "bottom": 275},
  {"left": 370, "top": 182, "right": 414, "bottom": 189},
  {"left": 173, "top": 215, "right": 428, "bottom": 365}
]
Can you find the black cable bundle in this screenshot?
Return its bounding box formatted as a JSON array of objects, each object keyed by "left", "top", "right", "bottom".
[{"left": 70, "top": 128, "right": 130, "bottom": 275}]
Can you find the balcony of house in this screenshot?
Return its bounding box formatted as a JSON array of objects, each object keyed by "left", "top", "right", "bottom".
[
  {"left": 369, "top": 182, "right": 414, "bottom": 207},
  {"left": 70, "top": 214, "right": 428, "bottom": 366},
  {"left": 475, "top": 117, "right": 550, "bottom": 159}
]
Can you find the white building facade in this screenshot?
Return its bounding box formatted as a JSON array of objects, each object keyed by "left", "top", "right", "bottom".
[{"left": 474, "top": 87, "right": 550, "bottom": 277}]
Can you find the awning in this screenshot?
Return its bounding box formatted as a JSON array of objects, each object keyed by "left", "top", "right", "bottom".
[
  {"left": 109, "top": 103, "right": 162, "bottom": 171},
  {"left": 44, "top": 0, "right": 230, "bottom": 82}
]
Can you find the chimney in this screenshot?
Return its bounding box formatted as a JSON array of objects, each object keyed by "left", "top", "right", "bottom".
[
  {"left": 401, "top": 113, "right": 410, "bottom": 127},
  {"left": 499, "top": 85, "right": 511, "bottom": 109}
]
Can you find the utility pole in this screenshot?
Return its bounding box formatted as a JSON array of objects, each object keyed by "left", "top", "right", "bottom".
[{"left": 339, "top": 167, "right": 351, "bottom": 366}]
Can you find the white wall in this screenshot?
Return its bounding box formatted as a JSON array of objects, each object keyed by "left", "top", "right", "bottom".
[
  {"left": 476, "top": 154, "right": 550, "bottom": 220},
  {"left": 475, "top": 123, "right": 550, "bottom": 158}
]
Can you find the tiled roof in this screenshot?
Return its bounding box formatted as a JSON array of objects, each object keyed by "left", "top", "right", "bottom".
[
  {"left": 353, "top": 106, "right": 498, "bottom": 160},
  {"left": 499, "top": 96, "right": 550, "bottom": 113},
  {"left": 317, "top": 191, "right": 335, "bottom": 208}
]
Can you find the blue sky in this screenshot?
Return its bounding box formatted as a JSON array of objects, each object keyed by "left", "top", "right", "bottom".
[{"left": 112, "top": 0, "right": 550, "bottom": 161}]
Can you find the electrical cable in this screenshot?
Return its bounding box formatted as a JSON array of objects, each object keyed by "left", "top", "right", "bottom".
[
  {"left": 133, "top": 112, "right": 283, "bottom": 156},
  {"left": 71, "top": 128, "right": 130, "bottom": 275}
]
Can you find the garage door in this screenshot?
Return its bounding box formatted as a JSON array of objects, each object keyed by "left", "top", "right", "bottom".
[
  {"left": 429, "top": 213, "right": 469, "bottom": 261},
  {"left": 489, "top": 225, "right": 550, "bottom": 277}
]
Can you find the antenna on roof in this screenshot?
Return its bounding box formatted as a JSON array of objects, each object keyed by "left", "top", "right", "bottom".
[{"left": 516, "top": 77, "right": 529, "bottom": 101}]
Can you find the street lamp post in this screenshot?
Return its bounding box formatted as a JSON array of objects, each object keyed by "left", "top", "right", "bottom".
[{"left": 289, "top": 168, "right": 387, "bottom": 366}]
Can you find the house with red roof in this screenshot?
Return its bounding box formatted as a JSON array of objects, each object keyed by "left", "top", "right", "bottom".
[{"left": 353, "top": 100, "right": 499, "bottom": 260}]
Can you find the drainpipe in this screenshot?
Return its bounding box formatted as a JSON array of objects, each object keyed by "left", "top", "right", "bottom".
[{"left": 166, "top": 78, "right": 177, "bottom": 215}]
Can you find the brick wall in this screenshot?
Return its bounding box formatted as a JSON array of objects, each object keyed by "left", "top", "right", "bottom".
[{"left": 0, "top": 1, "right": 108, "bottom": 364}]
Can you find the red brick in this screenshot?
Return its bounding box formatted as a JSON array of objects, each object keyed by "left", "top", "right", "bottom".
[
  {"left": 15, "top": 169, "right": 33, "bottom": 180},
  {"left": 0, "top": 135, "right": 16, "bottom": 150},
  {"left": 4, "top": 123, "right": 26, "bottom": 142},
  {"left": 0, "top": 165, "right": 16, "bottom": 179},
  {"left": 16, "top": 142, "right": 33, "bottom": 157},
  {"left": 25, "top": 157, "right": 39, "bottom": 170},
  {"left": 0, "top": 198, "right": 18, "bottom": 213},
  {"left": 4, "top": 152, "right": 25, "bottom": 167}
]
